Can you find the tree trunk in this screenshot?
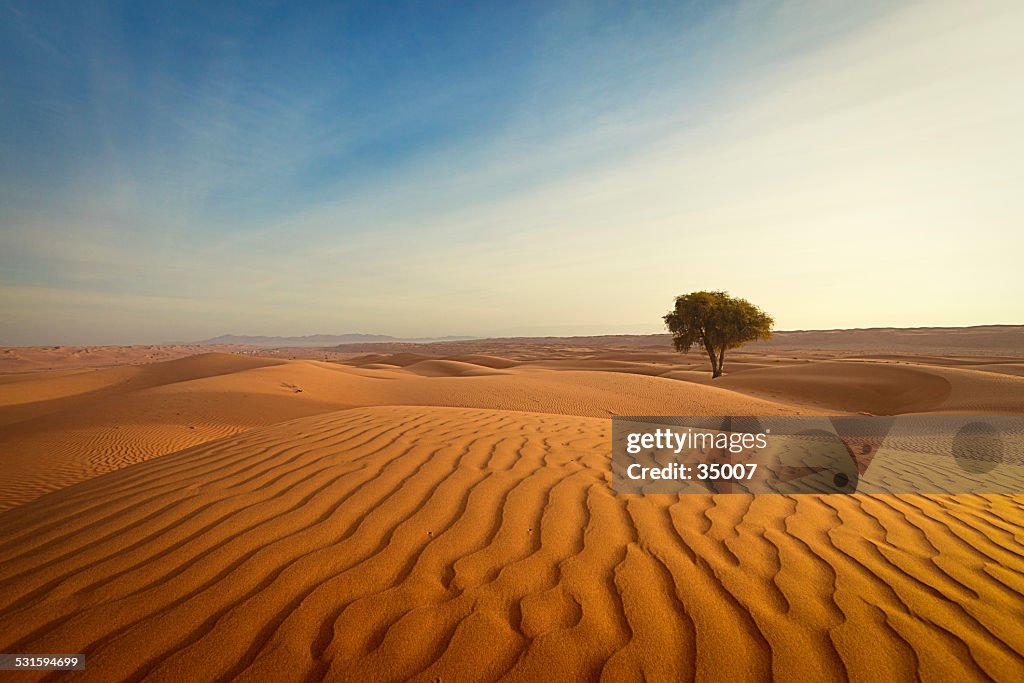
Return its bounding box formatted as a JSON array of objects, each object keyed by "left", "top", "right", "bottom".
[
  {"left": 703, "top": 340, "right": 719, "bottom": 378},
  {"left": 717, "top": 348, "right": 726, "bottom": 377}
]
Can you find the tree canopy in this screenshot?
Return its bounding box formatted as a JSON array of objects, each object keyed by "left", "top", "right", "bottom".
[{"left": 663, "top": 291, "right": 773, "bottom": 378}]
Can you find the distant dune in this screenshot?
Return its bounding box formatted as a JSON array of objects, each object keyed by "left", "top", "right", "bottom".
[
  {"left": 755, "top": 325, "right": 1024, "bottom": 355},
  {"left": 0, "top": 344, "right": 254, "bottom": 373},
  {"left": 188, "top": 333, "right": 479, "bottom": 347},
  {"left": 318, "top": 325, "right": 1024, "bottom": 357},
  {"left": 4, "top": 326, "right": 1020, "bottom": 373}
]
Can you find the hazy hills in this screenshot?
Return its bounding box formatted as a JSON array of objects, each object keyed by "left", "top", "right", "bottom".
[{"left": 189, "top": 333, "right": 478, "bottom": 347}]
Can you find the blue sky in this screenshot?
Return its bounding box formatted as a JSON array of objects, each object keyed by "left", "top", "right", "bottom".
[{"left": 1, "top": 0, "right": 1022, "bottom": 344}]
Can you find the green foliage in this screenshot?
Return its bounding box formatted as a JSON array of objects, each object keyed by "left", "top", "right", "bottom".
[{"left": 663, "top": 291, "right": 773, "bottom": 378}]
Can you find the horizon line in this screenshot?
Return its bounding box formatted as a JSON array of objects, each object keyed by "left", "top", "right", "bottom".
[{"left": 4, "top": 323, "right": 1023, "bottom": 349}]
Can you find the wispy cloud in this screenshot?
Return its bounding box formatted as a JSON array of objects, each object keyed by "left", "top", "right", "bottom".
[{"left": 1, "top": 0, "right": 1021, "bottom": 344}]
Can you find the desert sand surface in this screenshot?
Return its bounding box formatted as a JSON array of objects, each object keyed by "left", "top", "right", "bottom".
[
  {"left": 0, "top": 344, "right": 257, "bottom": 373},
  {"left": 4, "top": 342, "right": 1024, "bottom": 512},
  {"left": 291, "top": 325, "right": 1024, "bottom": 358},
  {"left": 0, "top": 350, "right": 819, "bottom": 511},
  {"left": 1, "top": 334, "right": 1023, "bottom": 680}
]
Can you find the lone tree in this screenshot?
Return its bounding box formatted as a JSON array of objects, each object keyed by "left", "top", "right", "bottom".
[{"left": 663, "top": 291, "right": 773, "bottom": 378}]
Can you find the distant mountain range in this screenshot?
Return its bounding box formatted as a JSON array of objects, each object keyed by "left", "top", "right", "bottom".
[{"left": 189, "top": 334, "right": 478, "bottom": 347}]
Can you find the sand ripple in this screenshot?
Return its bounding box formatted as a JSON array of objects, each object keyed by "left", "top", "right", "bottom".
[{"left": 0, "top": 406, "right": 1021, "bottom": 681}]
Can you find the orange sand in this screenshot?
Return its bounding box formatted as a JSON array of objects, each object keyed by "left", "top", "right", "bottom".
[{"left": 0, "top": 339, "right": 1022, "bottom": 680}]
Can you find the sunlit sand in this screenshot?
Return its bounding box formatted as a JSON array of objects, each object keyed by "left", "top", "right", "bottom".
[{"left": 1, "top": 334, "right": 1022, "bottom": 680}]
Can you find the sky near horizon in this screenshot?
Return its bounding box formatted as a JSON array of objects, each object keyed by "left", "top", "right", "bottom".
[{"left": 1, "top": 1, "right": 1022, "bottom": 345}]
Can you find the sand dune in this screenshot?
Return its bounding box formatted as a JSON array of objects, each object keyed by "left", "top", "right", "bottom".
[
  {"left": 0, "top": 353, "right": 283, "bottom": 415},
  {"left": 714, "top": 361, "right": 1024, "bottom": 415},
  {"left": 0, "top": 352, "right": 820, "bottom": 511},
  {"left": 350, "top": 352, "right": 432, "bottom": 367},
  {"left": 448, "top": 354, "right": 520, "bottom": 369},
  {"left": 713, "top": 362, "right": 953, "bottom": 415},
  {"left": 0, "top": 406, "right": 1021, "bottom": 681},
  {"left": 0, "top": 355, "right": 345, "bottom": 509},
  {"left": 971, "top": 363, "right": 1024, "bottom": 378},
  {"left": 0, "top": 344, "right": 258, "bottom": 373},
  {"left": 5, "top": 349, "right": 1024, "bottom": 511},
  {"left": 403, "top": 359, "right": 510, "bottom": 377}
]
